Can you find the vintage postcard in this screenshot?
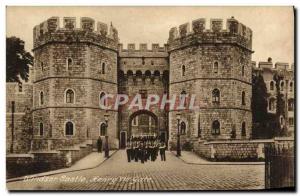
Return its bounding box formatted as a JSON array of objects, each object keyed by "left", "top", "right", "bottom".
[{"left": 6, "top": 6, "right": 295, "bottom": 191}]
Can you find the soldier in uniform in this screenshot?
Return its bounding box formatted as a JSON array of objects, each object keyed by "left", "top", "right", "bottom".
[
  {"left": 126, "top": 139, "right": 131, "bottom": 162},
  {"left": 97, "top": 136, "right": 102, "bottom": 153},
  {"left": 159, "top": 142, "right": 166, "bottom": 161},
  {"left": 134, "top": 141, "right": 139, "bottom": 162}
]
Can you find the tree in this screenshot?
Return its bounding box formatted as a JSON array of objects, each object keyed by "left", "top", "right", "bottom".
[
  {"left": 252, "top": 74, "right": 268, "bottom": 123},
  {"left": 273, "top": 73, "right": 287, "bottom": 136},
  {"left": 251, "top": 73, "right": 275, "bottom": 138},
  {"left": 6, "top": 37, "right": 33, "bottom": 83}
]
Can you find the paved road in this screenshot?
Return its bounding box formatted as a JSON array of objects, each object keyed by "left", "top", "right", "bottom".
[{"left": 7, "top": 150, "right": 265, "bottom": 191}]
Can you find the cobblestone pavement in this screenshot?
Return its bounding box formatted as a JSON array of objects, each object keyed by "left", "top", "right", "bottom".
[{"left": 7, "top": 150, "right": 265, "bottom": 191}]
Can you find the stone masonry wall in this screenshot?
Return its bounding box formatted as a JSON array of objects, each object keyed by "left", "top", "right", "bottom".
[{"left": 6, "top": 83, "right": 33, "bottom": 153}]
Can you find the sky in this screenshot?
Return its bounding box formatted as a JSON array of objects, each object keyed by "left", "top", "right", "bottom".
[{"left": 6, "top": 6, "right": 294, "bottom": 64}]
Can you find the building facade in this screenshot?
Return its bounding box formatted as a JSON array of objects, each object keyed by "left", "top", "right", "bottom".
[
  {"left": 253, "top": 58, "right": 294, "bottom": 136},
  {"left": 6, "top": 16, "right": 294, "bottom": 154}
]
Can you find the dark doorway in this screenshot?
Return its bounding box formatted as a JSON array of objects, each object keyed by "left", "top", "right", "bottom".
[
  {"left": 160, "top": 132, "right": 166, "bottom": 143},
  {"left": 120, "top": 131, "right": 126, "bottom": 149}
]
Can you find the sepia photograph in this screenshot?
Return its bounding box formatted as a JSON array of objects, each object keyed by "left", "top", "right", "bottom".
[{"left": 5, "top": 6, "right": 295, "bottom": 191}]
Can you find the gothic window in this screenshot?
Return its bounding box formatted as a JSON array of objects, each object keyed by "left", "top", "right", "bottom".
[
  {"left": 270, "top": 81, "right": 274, "bottom": 91},
  {"left": 40, "top": 91, "right": 44, "bottom": 106},
  {"left": 65, "top": 121, "right": 74, "bottom": 136},
  {"left": 99, "top": 92, "right": 107, "bottom": 107},
  {"left": 66, "top": 58, "right": 72, "bottom": 70},
  {"left": 18, "top": 83, "right": 23, "bottom": 92},
  {"left": 101, "top": 62, "right": 106, "bottom": 74},
  {"left": 213, "top": 61, "right": 219, "bottom": 74},
  {"left": 290, "top": 82, "right": 293, "bottom": 92},
  {"left": 181, "top": 65, "right": 186, "bottom": 76},
  {"left": 39, "top": 122, "right": 44, "bottom": 136},
  {"left": 212, "top": 120, "right": 220, "bottom": 135},
  {"left": 100, "top": 123, "right": 106, "bottom": 136},
  {"left": 180, "top": 121, "right": 186, "bottom": 135},
  {"left": 280, "top": 81, "right": 284, "bottom": 91},
  {"left": 212, "top": 89, "right": 220, "bottom": 104},
  {"left": 180, "top": 90, "right": 187, "bottom": 107},
  {"left": 288, "top": 99, "right": 294, "bottom": 111},
  {"left": 269, "top": 98, "right": 275, "bottom": 111},
  {"left": 242, "top": 91, "right": 246, "bottom": 105},
  {"left": 65, "top": 89, "right": 75, "bottom": 103},
  {"left": 241, "top": 122, "right": 246, "bottom": 137}
]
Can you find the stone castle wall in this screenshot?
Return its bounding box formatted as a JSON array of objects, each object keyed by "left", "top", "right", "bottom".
[
  {"left": 6, "top": 83, "right": 33, "bottom": 153},
  {"left": 32, "top": 17, "right": 119, "bottom": 150},
  {"left": 168, "top": 18, "right": 252, "bottom": 147}
]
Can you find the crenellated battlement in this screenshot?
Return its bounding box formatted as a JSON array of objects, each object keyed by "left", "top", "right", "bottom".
[
  {"left": 252, "top": 58, "right": 294, "bottom": 72},
  {"left": 118, "top": 43, "right": 168, "bottom": 58},
  {"left": 168, "top": 17, "right": 253, "bottom": 52},
  {"left": 33, "top": 17, "right": 119, "bottom": 51}
]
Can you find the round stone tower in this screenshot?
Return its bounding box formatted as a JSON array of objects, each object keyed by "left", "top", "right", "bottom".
[
  {"left": 32, "top": 17, "right": 119, "bottom": 149},
  {"left": 168, "top": 17, "right": 253, "bottom": 148}
]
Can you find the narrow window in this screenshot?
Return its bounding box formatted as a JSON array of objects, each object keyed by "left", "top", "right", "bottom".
[
  {"left": 288, "top": 99, "right": 294, "bottom": 111},
  {"left": 241, "top": 122, "right": 246, "bottom": 137},
  {"left": 280, "top": 81, "right": 284, "bottom": 91},
  {"left": 180, "top": 121, "right": 186, "bottom": 135},
  {"left": 181, "top": 65, "right": 185, "bottom": 76},
  {"left": 66, "top": 89, "right": 75, "bottom": 103},
  {"left": 41, "top": 62, "right": 44, "bottom": 71},
  {"left": 100, "top": 92, "right": 107, "bottom": 106},
  {"left": 213, "top": 62, "right": 218, "bottom": 74},
  {"left": 39, "top": 122, "right": 44, "bottom": 136},
  {"left": 67, "top": 58, "right": 72, "bottom": 70},
  {"left": 270, "top": 81, "right": 274, "bottom": 91},
  {"left": 269, "top": 98, "right": 275, "bottom": 111},
  {"left": 280, "top": 116, "right": 284, "bottom": 125},
  {"left": 65, "top": 121, "right": 74, "bottom": 136},
  {"left": 242, "top": 91, "right": 246, "bottom": 105},
  {"left": 212, "top": 89, "right": 220, "bottom": 104},
  {"left": 289, "top": 118, "right": 294, "bottom": 126},
  {"left": 40, "top": 91, "right": 44, "bottom": 105},
  {"left": 290, "top": 82, "right": 293, "bottom": 92},
  {"left": 180, "top": 90, "right": 187, "bottom": 107},
  {"left": 212, "top": 120, "right": 220, "bottom": 135},
  {"left": 102, "top": 62, "right": 106, "bottom": 74},
  {"left": 242, "top": 66, "right": 245, "bottom": 76}
]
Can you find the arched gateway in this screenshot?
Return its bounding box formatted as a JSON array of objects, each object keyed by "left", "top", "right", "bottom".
[
  {"left": 129, "top": 110, "right": 159, "bottom": 137},
  {"left": 119, "top": 110, "right": 160, "bottom": 149}
]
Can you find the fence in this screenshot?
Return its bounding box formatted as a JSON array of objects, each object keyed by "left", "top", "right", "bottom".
[{"left": 265, "top": 143, "right": 295, "bottom": 189}]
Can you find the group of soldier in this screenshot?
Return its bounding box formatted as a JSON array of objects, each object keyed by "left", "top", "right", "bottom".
[{"left": 126, "top": 136, "right": 166, "bottom": 163}]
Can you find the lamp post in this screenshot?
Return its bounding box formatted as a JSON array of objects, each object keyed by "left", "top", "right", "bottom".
[
  {"left": 176, "top": 113, "right": 181, "bottom": 157},
  {"left": 104, "top": 113, "right": 109, "bottom": 158}
]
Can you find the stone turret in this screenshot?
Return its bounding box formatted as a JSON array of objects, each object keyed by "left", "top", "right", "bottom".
[
  {"left": 33, "top": 17, "right": 119, "bottom": 51},
  {"left": 168, "top": 17, "right": 253, "bottom": 52}
]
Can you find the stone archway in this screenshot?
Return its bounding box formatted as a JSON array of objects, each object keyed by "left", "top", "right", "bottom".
[{"left": 128, "top": 110, "right": 158, "bottom": 137}]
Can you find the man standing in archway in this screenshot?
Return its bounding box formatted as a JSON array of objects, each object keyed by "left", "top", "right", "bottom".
[{"left": 97, "top": 136, "right": 102, "bottom": 153}]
